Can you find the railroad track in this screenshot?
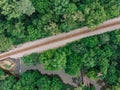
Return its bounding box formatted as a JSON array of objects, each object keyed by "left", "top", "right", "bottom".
[{"left": 0, "top": 17, "right": 120, "bottom": 60}]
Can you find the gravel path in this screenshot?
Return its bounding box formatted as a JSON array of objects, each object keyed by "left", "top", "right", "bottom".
[{"left": 0, "top": 17, "right": 120, "bottom": 60}]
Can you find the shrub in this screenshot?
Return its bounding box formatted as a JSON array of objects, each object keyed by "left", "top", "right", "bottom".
[
  {"left": 65, "top": 54, "right": 81, "bottom": 76},
  {"left": 0, "top": 35, "right": 13, "bottom": 52},
  {"left": 40, "top": 49, "right": 67, "bottom": 70},
  {"left": 21, "top": 53, "right": 39, "bottom": 65}
]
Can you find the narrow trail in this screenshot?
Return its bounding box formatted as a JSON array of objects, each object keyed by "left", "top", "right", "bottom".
[{"left": 0, "top": 17, "right": 120, "bottom": 60}]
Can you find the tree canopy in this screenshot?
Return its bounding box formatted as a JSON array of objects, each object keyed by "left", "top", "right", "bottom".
[
  {"left": 0, "top": 70, "right": 74, "bottom": 90},
  {"left": 0, "top": 0, "right": 119, "bottom": 52}
]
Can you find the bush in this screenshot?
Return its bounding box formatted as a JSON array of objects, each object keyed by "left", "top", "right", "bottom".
[
  {"left": 65, "top": 3, "right": 77, "bottom": 14},
  {"left": 31, "top": 0, "right": 50, "bottom": 14},
  {"left": 51, "top": 0, "right": 69, "bottom": 15},
  {"left": 21, "top": 53, "right": 39, "bottom": 65},
  {"left": 36, "top": 76, "right": 51, "bottom": 90},
  {"left": 43, "top": 22, "right": 60, "bottom": 35},
  {"left": 0, "top": 35, "right": 13, "bottom": 52},
  {"left": 40, "top": 49, "right": 67, "bottom": 70},
  {"left": 0, "top": 69, "right": 6, "bottom": 80},
  {"left": 80, "top": 36, "right": 99, "bottom": 48},
  {"left": 0, "top": 70, "right": 74, "bottom": 90},
  {"left": 17, "top": 0, "right": 35, "bottom": 16},
  {"left": 79, "top": 1, "right": 107, "bottom": 29},
  {"left": 51, "top": 77, "right": 63, "bottom": 90},
  {"left": 65, "top": 54, "right": 81, "bottom": 76}
]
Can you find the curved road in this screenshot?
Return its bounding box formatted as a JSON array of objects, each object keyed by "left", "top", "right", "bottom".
[{"left": 0, "top": 17, "right": 120, "bottom": 60}]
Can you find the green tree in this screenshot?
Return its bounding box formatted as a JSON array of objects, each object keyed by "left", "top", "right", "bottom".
[
  {"left": 81, "top": 36, "right": 99, "bottom": 48},
  {"left": 51, "top": 77, "right": 63, "bottom": 90},
  {"left": 102, "top": 0, "right": 120, "bottom": 19},
  {"left": 6, "top": 21, "right": 26, "bottom": 44},
  {"left": 65, "top": 3, "right": 77, "bottom": 14},
  {"left": 43, "top": 22, "right": 60, "bottom": 35},
  {"left": 81, "top": 49, "right": 96, "bottom": 68},
  {"left": 27, "top": 25, "right": 42, "bottom": 41},
  {"left": 0, "top": 0, "right": 21, "bottom": 20},
  {"left": 50, "top": 0, "right": 69, "bottom": 15},
  {"left": 99, "top": 33, "right": 110, "bottom": 44},
  {"left": 60, "top": 11, "right": 85, "bottom": 32},
  {"left": 17, "top": 0, "right": 35, "bottom": 16},
  {"left": 114, "top": 30, "right": 120, "bottom": 45},
  {"left": 36, "top": 76, "right": 51, "bottom": 90},
  {"left": 40, "top": 13, "right": 53, "bottom": 25},
  {"left": 0, "top": 35, "right": 13, "bottom": 52},
  {"left": 40, "top": 49, "right": 67, "bottom": 70},
  {"left": 0, "top": 69, "right": 6, "bottom": 80},
  {"left": 31, "top": 0, "right": 50, "bottom": 14},
  {"left": 13, "top": 71, "right": 40, "bottom": 90},
  {"left": 0, "top": 76, "right": 16, "bottom": 90},
  {"left": 21, "top": 53, "right": 39, "bottom": 66},
  {"left": 79, "top": 1, "right": 107, "bottom": 29},
  {"left": 0, "top": 70, "right": 73, "bottom": 90},
  {"left": 65, "top": 54, "right": 81, "bottom": 76}
]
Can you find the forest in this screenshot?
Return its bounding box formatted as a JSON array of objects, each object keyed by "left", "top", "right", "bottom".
[
  {"left": 22, "top": 29, "right": 120, "bottom": 90},
  {"left": 0, "top": 70, "right": 74, "bottom": 90},
  {"left": 0, "top": 0, "right": 120, "bottom": 52},
  {"left": 0, "top": 69, "right": 96, "bottom": 90},
  {"left": 0, "top": 0, "right": 120, "bottom": 90}
]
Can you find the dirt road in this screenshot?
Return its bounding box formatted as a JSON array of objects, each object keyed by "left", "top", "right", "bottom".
[{"left": 0, "top": 17, "right": 120, "bottom": 60}]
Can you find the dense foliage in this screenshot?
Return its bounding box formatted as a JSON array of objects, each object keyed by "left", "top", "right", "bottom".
[
  {"left": 22, "top": 29, "right": 120, "bottom": 89},
  {"left": 0, "top": 0, "right": 120, "bottom": 52},
  {"left": 21, "top": 53, "right": 39, "bottom": 66},
  {"left": 40, "top": 49, "right": 66, "bottom": 70},
  {"left": 0, "top": 35, "right": 13, "bottom": 52},
  {"left": 1, "top": 0, "right": 120, "bottom": 89},
  {"left": 0, "top": 70, "right": 74, "bottom": 90},
  {"left": 0, "top": 69, "right": 6, "bottom": 80}
]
